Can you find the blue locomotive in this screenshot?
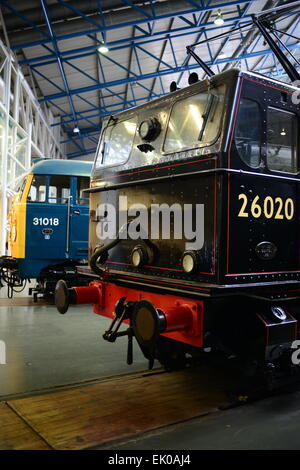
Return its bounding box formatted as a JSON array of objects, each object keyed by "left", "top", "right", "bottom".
[{"left": 0, "top": 159, "right": 92, "bottom": 299}]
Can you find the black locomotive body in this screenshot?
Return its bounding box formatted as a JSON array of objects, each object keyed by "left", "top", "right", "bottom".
[{"left": 55, "top": 68, "right": 300, "bottom": 375}]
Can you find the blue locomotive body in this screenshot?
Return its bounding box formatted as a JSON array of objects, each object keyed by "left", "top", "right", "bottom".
[{"left": 3, "top": 159, "right": 92, "bottom": 298}]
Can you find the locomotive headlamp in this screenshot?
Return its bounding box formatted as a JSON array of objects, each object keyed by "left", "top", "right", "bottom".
[
  {"left": 131, "top": 245, "right": 148, "bottom": 267},
  {"left": 182, "top": 251, "right": 199, "bottom": 273},
  {"left": 138, "top": 117, "right": 161, "bottom": 142}
]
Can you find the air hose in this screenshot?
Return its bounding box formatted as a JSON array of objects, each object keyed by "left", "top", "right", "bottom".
[{"left": 89, "top": 222, "right": 130, "bottom": 276}]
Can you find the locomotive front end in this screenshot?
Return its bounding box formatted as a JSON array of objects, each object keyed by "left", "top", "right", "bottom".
[
  {"left": 1, "top": 160, "right": 92, "bottom": 299},
  {"left": 55, "top": 69, "right": 300, "bottom": 378}
]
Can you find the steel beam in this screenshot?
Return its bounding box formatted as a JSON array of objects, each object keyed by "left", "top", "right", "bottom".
[
  {"left": 39, "top": 1, "right": 77, "bottom": 120},
  {"left": 17, "top": 16, "right": 255, "bottom": 68},
  {"left": 7, "top": 1, "right": 259, "bottom": 51},
  {"left": 40, "top": 42, "right": 300, "bottom": 104}
]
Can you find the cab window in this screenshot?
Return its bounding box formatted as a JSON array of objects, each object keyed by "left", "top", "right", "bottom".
[
  {"left": 27, "top": 175, "right": 47, "bottom": 202},
  {"left": 14, "top": 177, "right": 26, "bottom": 202},
  {"left": 267, "top": 107, "right": 298, "bottom": 174},
  {"left": 96, "top": 117, "right": 138, "bottom": 168},
  {"left": 235, "top": 99, "right": 261, "bottom": 168},
  {"left": 15, "top": 177, "right": 26, "bottom": 193},
  {"left": 48, "top": 175, "right": 70, "bottom": 203},
  {"left": 76, "top": 176, "right": 90, "bottom": 205},
  {"left": 164, "top": 85, "right": 225, "bottom": 153}
]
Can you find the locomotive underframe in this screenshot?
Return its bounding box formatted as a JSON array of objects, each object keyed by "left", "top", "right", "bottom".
[
  {"left": 0, "top": 255, "right": 90, "bottom": 300},
  {"left": 55, "top": 271, "right": 300, "bottom": 376}
]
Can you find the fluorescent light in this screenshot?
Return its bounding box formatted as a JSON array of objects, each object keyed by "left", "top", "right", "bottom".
[{"left": 214, "top": 10, "right": 224, "bottom": 26}]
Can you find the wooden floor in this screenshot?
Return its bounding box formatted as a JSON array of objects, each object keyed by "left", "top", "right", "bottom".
[
  {"left": 0, "top": 367, "right": 231, "bottom": 450},
  {"left": 0, "top": 403, "right": 50, "bottom": 450}
]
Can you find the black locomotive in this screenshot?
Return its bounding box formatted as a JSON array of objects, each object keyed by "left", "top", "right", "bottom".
[{"left": 55, "top": 5, "right": 300, "bottom": 379}]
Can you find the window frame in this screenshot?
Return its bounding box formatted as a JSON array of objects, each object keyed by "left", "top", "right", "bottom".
[
  {"left": 234, "top": 97, "right": 262, "bottom": 170},
  {"left": 266, "top": 106, "right": 298, "bottom": 176},
  {"left": 75, "top": 176, "right": 90, "bottom": 205},
  {"left": 48, "top": 174, "right": 71, "bottom": 204},
  {"left": 14, "top": 176, "right": 27, "bottom": 202},
  {"left": 96, "top": 115, "right": 138, "bottom": 170},
  {"left": 26, "top": 174, "right": 48, "bottom": 203},
  {"left": 162, "top": 86, "right": 226, "bottom": 155}
]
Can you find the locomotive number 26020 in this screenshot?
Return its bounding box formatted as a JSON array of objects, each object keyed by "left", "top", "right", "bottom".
[{"left": 237, "top": 193, "right": 295, "bottom": 220}]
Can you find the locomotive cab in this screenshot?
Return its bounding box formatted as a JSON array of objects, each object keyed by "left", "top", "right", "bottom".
[
  {"left": 56, "top": 69, "right": 300, "bottom": 376},
  {"left": 86, "top": 69, "right": 300, "bottom": 288}
]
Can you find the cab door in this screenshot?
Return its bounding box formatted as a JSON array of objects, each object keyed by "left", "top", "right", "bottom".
[
  {"left": 225, "top": 78, "right": 299, "bottom": 280},
  {"left": 68, "top": 176, "right": 90, "bottom": 260}
]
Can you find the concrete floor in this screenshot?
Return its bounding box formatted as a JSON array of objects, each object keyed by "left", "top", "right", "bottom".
[
  {"left": 2, "top": 297, "right": 300, "bottom": 450},
  {"left": 99, "top": 390, "right": 300, "bottom": 450},
  {"left": 0, "top": 300, "right": 147, "bottom": 398}
]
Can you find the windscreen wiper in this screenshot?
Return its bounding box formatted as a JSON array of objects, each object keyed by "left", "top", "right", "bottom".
[{"left": 198, "top": 94, "right": 215, "bottom": 142}]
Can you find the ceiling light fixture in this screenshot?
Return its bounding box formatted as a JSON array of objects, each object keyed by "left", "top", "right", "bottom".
[
  {"left": 98, "top": 42, "right": 109, "bottom": 54},
  {"left": 214, "top": 10, "right": 224, "bottom": 26},
  {"left": 73, "top": 127, "right": 80, "bottom": 134}
]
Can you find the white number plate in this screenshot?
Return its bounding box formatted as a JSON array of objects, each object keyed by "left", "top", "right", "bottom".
[{"left": 32, "top": 217, "right": 60, "bottom": 226}]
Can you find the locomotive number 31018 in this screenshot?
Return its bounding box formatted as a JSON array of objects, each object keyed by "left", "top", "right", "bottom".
[{"left": 32, "top": 217, "right": 60, "bottom": 226}]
